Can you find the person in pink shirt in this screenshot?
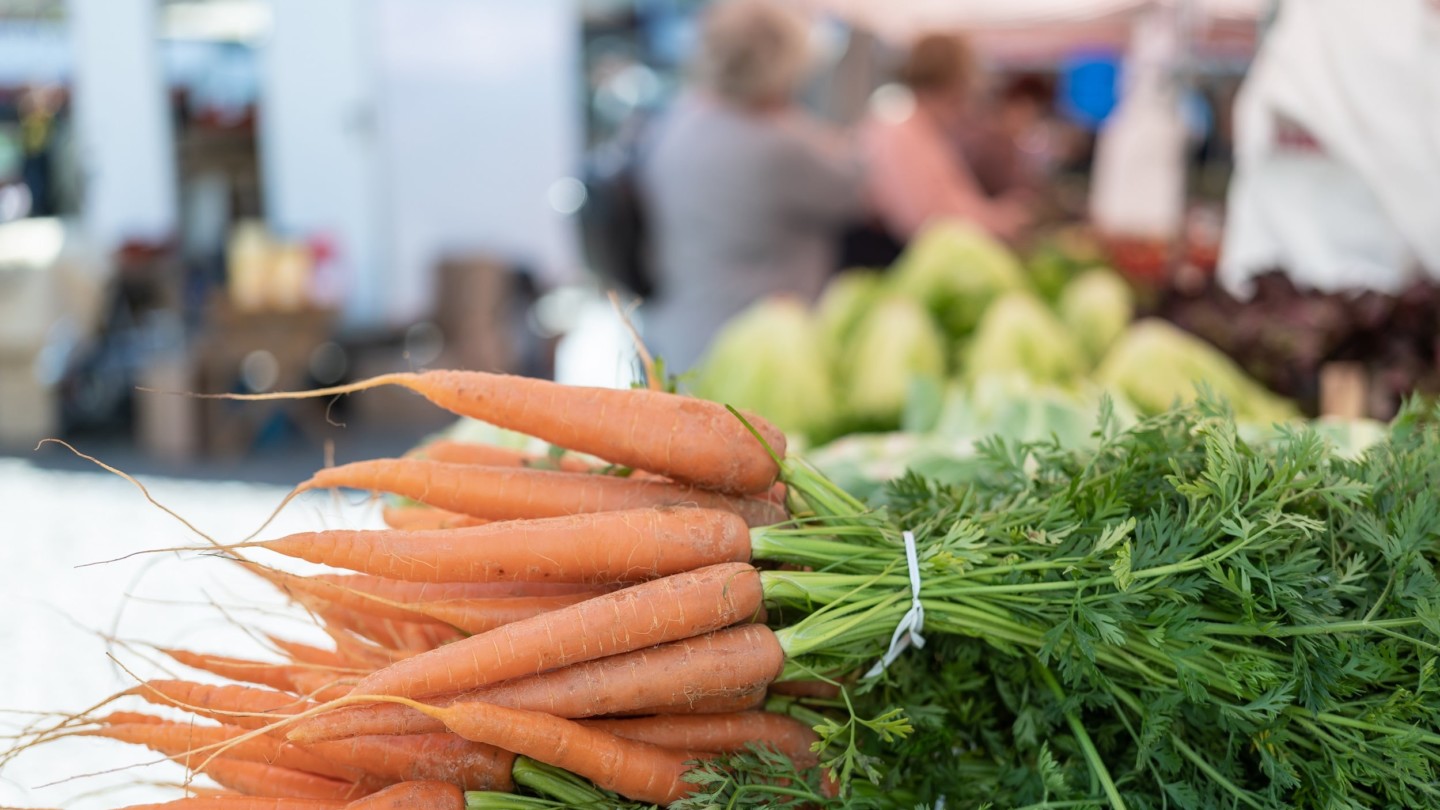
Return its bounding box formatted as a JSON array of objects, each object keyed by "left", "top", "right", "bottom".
[{"left": 863, "top": 33, "right": 1034, "bottom": 244}]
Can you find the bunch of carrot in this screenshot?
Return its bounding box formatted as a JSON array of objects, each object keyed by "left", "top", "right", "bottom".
[{"left": 6, "top": 369, "right": 916, "bottom": 808}]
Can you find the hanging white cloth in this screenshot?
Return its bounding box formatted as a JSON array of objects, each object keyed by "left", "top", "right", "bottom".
[{"left": 1218, "top": 0, "right": 1440, "bottom": 296}]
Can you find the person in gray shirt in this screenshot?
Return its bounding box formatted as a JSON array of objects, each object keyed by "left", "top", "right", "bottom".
[{"left": 638, "top": 0, "right": 865, "bottom": 374}]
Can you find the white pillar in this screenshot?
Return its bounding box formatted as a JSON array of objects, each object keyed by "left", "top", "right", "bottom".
[
  {"left": 374, "top": 0, "right": 583, "bottom": 323},
  {"left": 67, "top": 0, "right": 177, "bottom": 250},
  {"left": 260, "top": 0, "right": 383, "bottom": 329}
]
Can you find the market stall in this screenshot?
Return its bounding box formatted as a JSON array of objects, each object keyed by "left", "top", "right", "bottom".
[{"left": 5, "top": 1, "right": 1440, "bottom": 808}]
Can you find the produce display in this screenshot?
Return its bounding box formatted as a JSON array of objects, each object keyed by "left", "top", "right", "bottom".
[
  {"left": 691, "top": 219, "right": 1296, "bottom": 448},
  {"left": 1159, "top": 271, "right": 1440, "bottom": 417},
  {"left": 6, "top": 367, "right": 1440, "bottom": 809}
]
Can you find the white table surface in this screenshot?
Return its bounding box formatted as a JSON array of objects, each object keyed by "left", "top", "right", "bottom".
[{"left": 0, "top": 456, "right": 385, "bottom": 809}]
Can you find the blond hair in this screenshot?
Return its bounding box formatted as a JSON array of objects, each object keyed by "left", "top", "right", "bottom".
[
  {"left": 693, "top": 0, "right": 812, "bottom": 108},
  {"left": 900, "top": 32, "right": 979, "bottom": 96}
]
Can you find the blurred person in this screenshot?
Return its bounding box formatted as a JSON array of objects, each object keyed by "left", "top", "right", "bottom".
[
  {"left": 960, "top": 74, "right": 1055, "bottom": 201},
  {"left": 862, "top": 33, "right": 1033, "bottom": 245},
  {"left": 638, "top": 0, "right": 864, "bottom": 373}
]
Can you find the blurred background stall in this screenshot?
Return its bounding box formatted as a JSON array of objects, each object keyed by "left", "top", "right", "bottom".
[{"left": 0, "top": 0, "right": 1433, "bottom": 470}]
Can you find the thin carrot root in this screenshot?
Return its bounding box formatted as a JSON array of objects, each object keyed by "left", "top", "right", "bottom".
[
  {"left": 178, "top": 370, "right": 786, "bottom": 494},
  {"left": 158, "top": 649, "right": 323, "bottom": 695},
  {"left": 183, "top": 757, "right": 370, "bottom": 801},
  {"left": 251, "top": 565, "right": 604, "bottom": 635},
  {"left": 379, "top": 505, "right": 486, "bottom": 531},
  {"left": 252, "top": 507, "right": 753, "bottom": 585},
  {"left": 412, "top": 439, "right": 596, "bottom": 473},
  {"left": 128, "top": 680, "right": 316, "bottom": 732},
  {"left": 79, "top": 719, "right": 363, "bottom": 782},
  {"left": 114, "top": 799, "right": 347, "bottom": 810},
  {"left": 301, "top": 460, "right": 787, "bottom": 527}
]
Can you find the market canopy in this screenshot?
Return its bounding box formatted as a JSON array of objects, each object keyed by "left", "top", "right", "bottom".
[{"left": 797, "top": 0, "right": 1265, "bottom": 62}]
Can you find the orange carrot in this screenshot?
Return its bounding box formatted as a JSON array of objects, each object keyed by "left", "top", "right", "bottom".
[
  {"left": 309, "top": 573, "right": 607, "bottom": 602},
  {"left": 289, "top": 624, "right": 783, "bottom": 742},
  {"left": 415, "top": 439, "right": 595, "bottom": 474},
  {"left": 213, "top": 370, "right": 785, "bottom": 494},
  {"left": 392, "top": 698, "right": 702, "bottom": 805},
  {"left": 343, "top": 781, "right": 464, "bottom": 810},
  {"left": 259, "top": 568, "right": 605, "bottom": 632},
  {"left": 83, "top": 720, "right": 362, "bottom": 783},
  {"left": 186, "top": 757, "right": 366, "bottom": 801},
  {"left": 250, "top": 507, "right": 752, "bottom": 585},
  {"left": 123, "top": 784, "right": 460, "bottom": 810},
  {"left": 116, "top": 786, "right": 461, "bottom": 810},
  {"left": 301, "top": 460, "right": 787, "bottom": 527},
  {"left": 307, "top": 734, "right": 514, "bottom": 791},
  {"left": 95, "top": 710, "right": 171, "bottom": 725},
  {"left": 347, "top": 562, "right": 765, "bottom": 699},
  {"left": 131, "top": 681, "right": 313, "bottom": 731},
  {"left": 412, "top": 594, "right": 601, "bottom": 635},
  {"left": 580, "top": 711, "right": 821, "bottom": 767},
  {"left": 266, "top": 637, "right": 351, "bottom": 670},
  {"left": 159, "top": 649, "right": 321, "bottom": 695},
  {"left": 283, "top": 669, "right": 359, "bottom": 702},
  {"left": 117, "top": 799, "right": 346, "bottom": 810},
  {"left": 304, "top": 600, "right": 461, "bottom": 655},
  {"left": 380, "top": 505, "right": 486, "bottom": 531},
  {"left": 768, "top": 679, "right": 843, "bottom": 700}
]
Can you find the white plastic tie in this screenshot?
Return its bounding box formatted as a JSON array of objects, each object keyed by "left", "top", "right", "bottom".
[{"left": 865, "top": 530, "right": 926, "bottom": 678}]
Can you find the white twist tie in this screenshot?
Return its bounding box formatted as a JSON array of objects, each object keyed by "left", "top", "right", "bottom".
[{"left": 865, "top": 530, "right": 926, "bottom": 678}]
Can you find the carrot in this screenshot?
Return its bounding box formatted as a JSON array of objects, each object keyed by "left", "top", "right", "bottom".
[
  {"left": 116, "top": 800, "right": 346, "bottom": 810},
  {"left": 131, "top": 681, "right": 314, "bottom": 731},
  {"left": 265, "top": 637, "right": 351, "bottom": 670},
  {"left": 307, "top": 734, "right": 514, "bottom": 791},
  {"left": 210, "top": 370, "right": 785, "bottom": 494},
  {"left": 289, "top": 624, "right": 783, "bottom": 742},
  {"left": 159, "top": 649, "right": 322, "bottom": 695},
  {"left": 95, "top": 710, "right": 171, "bottom": 725},
  {"left": 415, "top": 439, "right": 595, "bottom": 474},
  {"left": 413, "top": 594, "right": 602, "bottom": 635},
  {"left": 303, "top": 600, "right": 462, "bottom": 655},
  {"left": 580, "top": 711, "right": 821, "bottom": 767},
  {"left": 186, "top": 757, "right": 366, "bottom": 801},
  {"left": 301, "top": 460, "right": 787, "bottom": 527},
  {"left": 385, "top": 698, "right": 703, "bottom": 805},
  {"left": 379, "top": 505, "right": 486, "bottom": 531},
  {"left": 283, "top": 669, "right": 359, "bottom": 702},
  {"left": 302, "top": 572, "right": 610, "bottom": 605},
  {"left": 247, "top": 508, "right": 752, "bottom": 585},
  {"left": 259, "top": 568, "right": 605, "bottom": 633},
  {"left": 117, "top": 785, "right": 461, "bottom": 810},
  {"left": 319, "top": 626, "right": 416, "bottom": 671},
  {"left": 347, "top": 562, "right": 765, "bottom": 698},
  {"left": 768, "top": 679, "right": 843, "bottom": 700},
  {"left": 82, "top": 720, "right": 362, "bottom": 783},
  {"left": 343, "top": 781, "right": 464, "bottom": 810}
]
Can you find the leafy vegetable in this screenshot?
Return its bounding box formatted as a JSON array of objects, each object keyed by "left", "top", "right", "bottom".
[
  {"left": 961, "top": 292, "right": 1088, "bottom": 386},
  {"left": 1096, "top": 319, "right": 1300, "bottom": 424},
  {"left": 836, "top": 295, "right": 947, "bottom": 428},
  {"left": 690, "top": 297, "right": 837, "bottom": 441},
  {"left": 888, "top": 220, "right": 1029, "bottom": 339},
  {"left": 816, "top": 269, "right": 884, "bottom": 350},
  {"left": 1058, "top": 268, "right": 1135, "bottom": 365}
]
